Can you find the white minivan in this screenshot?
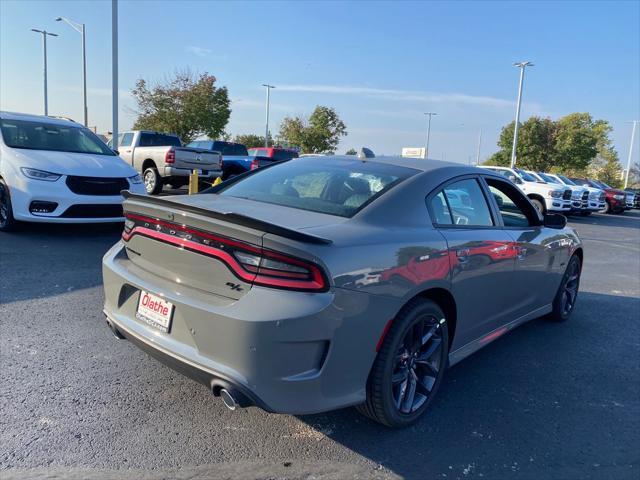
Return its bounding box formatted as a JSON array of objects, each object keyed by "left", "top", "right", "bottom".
[{"left": 0, "top": 111, "right": 146, "bottom": 231}]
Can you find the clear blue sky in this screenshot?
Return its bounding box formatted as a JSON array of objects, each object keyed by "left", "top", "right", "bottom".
[{"left": 1, "top": 0, "right": 639, "bottom": 164}]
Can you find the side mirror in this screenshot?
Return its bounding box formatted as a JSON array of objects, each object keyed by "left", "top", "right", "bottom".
[
  {"left": 543, "top": 213, "right": 567, "bottom": 229},
  {"left": 113, "top": 149, "right": 120, "bottom": 155}
]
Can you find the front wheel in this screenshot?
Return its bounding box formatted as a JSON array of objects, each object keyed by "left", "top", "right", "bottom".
[
  {"left": 0, "top": 179, "right": 18, "bottom": 232},
  {"left": 357, "top": 299, "right": 449, "bottom": 428},
  {"left": 530, "top": 198, "right": 545, "bottom": 214},
  {"left": 547, "top": 254, "right": 581, "bottom": 322}
]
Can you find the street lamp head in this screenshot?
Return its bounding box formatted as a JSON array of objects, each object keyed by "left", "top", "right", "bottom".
[
  {"left": 514, "top": 61, "right": 534, "bottom": 68},
  {"left": 55, "top": 17, "right": 63, "bottom": 21}
]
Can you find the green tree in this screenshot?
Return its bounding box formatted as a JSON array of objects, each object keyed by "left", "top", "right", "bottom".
[
  {"left": 234, "top": 134, "right": 268, "bottom": 148},
  {"left": 553, "top": 113, "right": 598, "bottom": 172},
  {"left": 132, "top": 70, "right": 231, "bottom": 144},
  {"left": 487, "top": 117, "right": 556, "bottom": 170},
  {"left": 345, "top": 148, "right": 357, "bottom": 155},
  {"left": 279, "top": 105, "right": 347, "bottom": 154}
]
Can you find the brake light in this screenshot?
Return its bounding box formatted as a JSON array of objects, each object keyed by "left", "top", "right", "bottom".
[
  {"left": 250, "top": 159, "right": 259, "bottom": 170},
  {"left": 165, "top": 150, "right": 175, "bottom": 164},
  {"left": 122, "top": 213, "right": 328, "bottom": 292}
]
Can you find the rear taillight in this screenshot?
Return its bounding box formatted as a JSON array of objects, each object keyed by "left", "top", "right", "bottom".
[
  {"left": 122, "top": 213, "right": 328, "bottom": 292},
  {"left": 165, "top": 150, "right": 175, "bottom": 164},
  {"left": 250, "top": 159, "right": 259, "bottom": 170}
]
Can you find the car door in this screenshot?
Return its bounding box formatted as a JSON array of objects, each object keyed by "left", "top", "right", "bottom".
[
  {"left": 428, "top": 176, "right": 517, "bottom": 349},
  {"left": 482, "top": 176, "right": 565, "bottom": 318},
  {"left": 118, "top": 132, "right": 135, "bottom": 166}
]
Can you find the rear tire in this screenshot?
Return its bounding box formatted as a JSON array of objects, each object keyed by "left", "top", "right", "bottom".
[
  {"left": 0, "top": 179, "right": 18, "bottom": 232},
  {"left": 357, "top": 299, "right": 449, "bottom": 428},
  {"left": 530, "top": 198, "right": 545, "bottom": 214},
  {"left": 143, "top": 167, "right": 162, "bottom": 195},
  {"left": 547, "top": 254, "right": 581, "bottom": 322},
  {"left": 602, "top": 201, "right": 612, "bottom": 214}
]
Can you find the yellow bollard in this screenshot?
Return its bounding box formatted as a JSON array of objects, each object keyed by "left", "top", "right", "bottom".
[
  {"left": 188, "top": 170, "right": 199, "bottom": 195},
  {"left": 213, "top": 176, "right": 223, "bottom": 187}
]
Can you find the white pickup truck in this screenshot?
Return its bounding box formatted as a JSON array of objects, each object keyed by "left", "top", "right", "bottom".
[
  {"left": 112, "top": 131, "right": 222, "bottom": 194},
  {"left": 480, "top": 166, "right": 573, "bottom": 214}
]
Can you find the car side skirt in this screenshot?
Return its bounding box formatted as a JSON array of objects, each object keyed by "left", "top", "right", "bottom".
[{"left": 448, "top": 303, "right": 552, "bottom": 366}]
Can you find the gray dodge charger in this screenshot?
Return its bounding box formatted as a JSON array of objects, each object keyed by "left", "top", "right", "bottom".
[{"left": 102, "top": 155, "right": 583, "bottom": 427}]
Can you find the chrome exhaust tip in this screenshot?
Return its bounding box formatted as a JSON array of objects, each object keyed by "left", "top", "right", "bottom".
[{"left": 219, "top": 388, "right": 237, "bottom": 411}]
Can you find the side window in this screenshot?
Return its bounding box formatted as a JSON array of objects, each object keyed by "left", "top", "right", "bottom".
[
  {"left": 120, "top": 133, "right": 133, "bottom": 147},
  {"left": 429, "top": 191, "right": 453, "bottom": 225},
  {"left": 139, "top": 133, "right": 152, "bottom": 147},
  {"left": 486, "top": 178, "right": 539, "bottom": 227},
  {"left": 441, "top": 179, "right": 493, "bottom": 226}
]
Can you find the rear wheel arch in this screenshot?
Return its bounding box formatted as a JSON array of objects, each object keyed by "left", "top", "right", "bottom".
[
  {"left": 142, "top": 159, "right": 157, "bottom": 172},
  {"left": 390, "top": 288, "right": 457, "bottom": 349},
  {"left": 573, "top": 247, "right": 583, "bottom": 265}
]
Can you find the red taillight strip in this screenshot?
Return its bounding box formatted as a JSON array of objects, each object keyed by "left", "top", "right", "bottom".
[{"left": 122, "top": 214, "right": 328, "bottom": 292}]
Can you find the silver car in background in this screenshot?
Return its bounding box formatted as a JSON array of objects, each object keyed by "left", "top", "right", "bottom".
[{"left": 102, "top": 156, "right": 583, "bottom": 427}]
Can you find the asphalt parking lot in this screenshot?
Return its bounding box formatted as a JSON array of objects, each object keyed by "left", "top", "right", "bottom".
[{"left": 1, "top": 211, "right": 639, "bottom": 480}]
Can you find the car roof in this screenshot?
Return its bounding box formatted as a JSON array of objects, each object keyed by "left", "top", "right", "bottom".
[
  {"left": 297, "top": 154, "right": 477, "bottom": 174},
  {"left": 0, "top": 110, "right": 82, "bottom": 128}
]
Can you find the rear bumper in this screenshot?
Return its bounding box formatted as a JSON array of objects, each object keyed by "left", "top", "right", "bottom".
[
  {"left": 102, "top": 241, "right": 400, "bottom": 414},
  {"left": 163, "top": 166, "right": 222, "bottom": 178}
]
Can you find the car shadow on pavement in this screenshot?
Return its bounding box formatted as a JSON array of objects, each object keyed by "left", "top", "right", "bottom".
[
  {"left": 0, "top": 222, "right": 122, "bottom": 304},
  {"left": 296, "top": 291, "right": 640, "bottom": 480}
]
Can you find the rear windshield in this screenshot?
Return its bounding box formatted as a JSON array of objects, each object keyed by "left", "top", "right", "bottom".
[
  {"left": 0, "top": 118, "right": 115, "bottom": 156},
  {"left": 248, "top": 148, "right": 269, "bottom": 157},
  {"left": 217, "top": 143, "right": 248, "bottom": 156},
  {"left": 218, "top": 159, "right": 417, "bottom": 217},
  {"left": 514, "top": 168, "right": 538, "bottom": 182},
  {"left": 139, "top": 132, "right": 181, "bottom": 147}
]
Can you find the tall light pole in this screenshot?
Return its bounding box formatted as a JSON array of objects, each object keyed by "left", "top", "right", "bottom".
[
  {"left": 510, "top": 61, "right": 534, "bottom": 168},
  {"left": 423, "top": 112, "right": 437, "bottom": 159},
  {"left": 624, "top": 120, "right": 638, "bottom": 189},
  {"left": 56, "top": 17, "right": 87, "bottom": 126},
  {"left": 262, "top": 84, "right": 275, "bottom": 147},
  {"left": 111, "top": 0, "right": 118, "bottom": 149},
  {"left": 31, "top": 29, "right": 58, "bottom": 116},
  {"left": 476, "top": 128, "right": 483, "bottom": 165}
]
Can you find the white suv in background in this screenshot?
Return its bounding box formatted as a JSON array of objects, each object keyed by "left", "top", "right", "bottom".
[
  {"left": 480, "top": 166, "right": 572, "bottom": 214},
  {"left": 0, "top": 111, "right": 146, "bottom": 231}
]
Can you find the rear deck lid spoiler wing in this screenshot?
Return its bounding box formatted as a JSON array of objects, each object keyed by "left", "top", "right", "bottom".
[{"left": 121, "top": 191, "right": 332, "bottom": 245}]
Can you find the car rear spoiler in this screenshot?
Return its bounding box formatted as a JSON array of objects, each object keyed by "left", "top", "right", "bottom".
[{"left": 121, "top": 191, "right": 332, "bottom": 245}]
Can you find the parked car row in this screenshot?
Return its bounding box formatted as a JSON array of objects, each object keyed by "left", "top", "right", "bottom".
[{"left": 480, "top": 165, "right": 636, "bottom": 216}]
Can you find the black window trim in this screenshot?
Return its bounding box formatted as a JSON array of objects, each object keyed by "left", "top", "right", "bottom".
[
  {"left": 425, "top": 174, "right": 498, "bottom": 230},
  {"left": 478, "top": 175, "right": 543, "bottom": 228}
]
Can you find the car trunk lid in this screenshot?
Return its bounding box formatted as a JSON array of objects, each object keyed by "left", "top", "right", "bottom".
[{"left": 121, "top": 192, "right": 334, "bottom": 299}]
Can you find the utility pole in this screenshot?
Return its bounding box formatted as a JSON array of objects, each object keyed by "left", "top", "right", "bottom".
[
  {"left": 510, "top": 61, "right": 534, "bottom": 168},
  {"left": 31, "top": 29, "right": 58, "bottom": 116},
  {"left": 111, "top": 0, "right": 118, "bottom": 149},
  {"left": 423, "top": 112, "right": 437, "bottom": 159},
  {"left": 262, "top": 84, "right": 275, "bottom": 147},
  {"left": 624, "top": 120, "right": 638, "bottom": 189},
  {"left": 56, "top": 17, "right": 88, "bottom": 126},
  {"left": 476, "top": 129, "right": 482, "bottom": 165}
]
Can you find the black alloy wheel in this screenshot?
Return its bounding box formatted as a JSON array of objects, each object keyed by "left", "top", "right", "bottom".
[
  {"left": 357, "top": 299, "right": 449, "bottom": 427},
  {"left": 391, "top": 315, "right": 444, "bottom": 414},
  {"left": 548, "top": 254, "right": 582, "bottom": 322}
]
